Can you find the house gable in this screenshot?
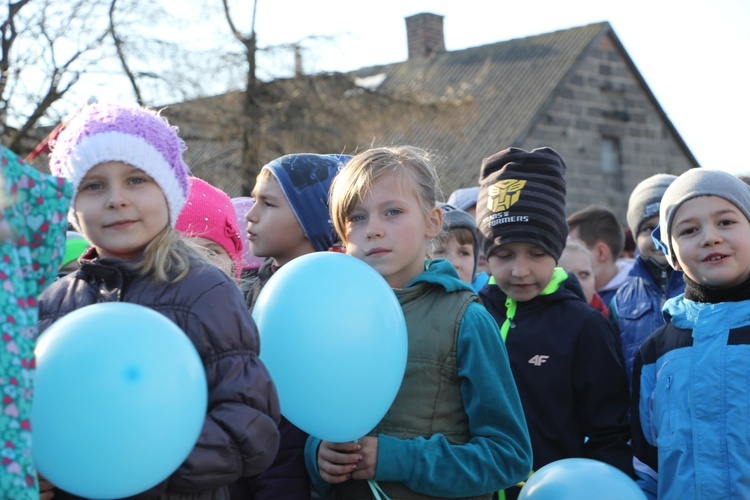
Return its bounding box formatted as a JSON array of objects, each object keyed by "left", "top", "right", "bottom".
[
  {"left": 519, "top": 28, "right": 696, "bottom": 218},
  {"left": 158, "top": 18, "right": 697, "bottom": 223}
]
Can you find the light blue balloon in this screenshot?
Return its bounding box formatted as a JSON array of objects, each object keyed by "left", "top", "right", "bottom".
[
  {"left": 518, "top": 458, "right": 646, "bottom": 500},
  {"left": 253, "top": 252, "right": 407, "bottom": 443},
  {"left": 32, "top": 302, "right": 207, "bottom": 499}
]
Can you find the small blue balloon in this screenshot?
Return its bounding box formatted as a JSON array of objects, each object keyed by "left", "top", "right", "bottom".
[
  {"left": 253, "top": 252, "right": 407, "bottom": 443},
  {"left": 33, "top": 302, "right": 208, "bottom": 499},
  {"left": 518, "top": 458, "right": 646, "bottom": 500}
]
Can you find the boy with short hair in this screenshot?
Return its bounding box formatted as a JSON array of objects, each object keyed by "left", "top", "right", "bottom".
[
  {"left": 447, "top": 186, "right": 490, "bottom": 290},
  {"left": 611, "top": 174, "right": 684, "bottom": 382},
  {"left": 567, "top": 205, "right": 633, "bottom": 306},
  {"left": 244, "top": 153, "right": 349, "bottom": 308},
  {"left": 476, "top": 147, "right": 633, "bottom": 499},
  {"left": 237, "top": 152, "right": 350, "bottom": 499},
  {"left": 631, "top": 168, "right": 750, "bottom": 498},
  {"left": 430, "top": 204, "right": 479, "bottom": 285}
]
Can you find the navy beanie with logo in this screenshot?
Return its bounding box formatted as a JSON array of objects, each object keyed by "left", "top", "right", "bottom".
[{"left": 476, "top": 147, "right": 568, "bottom": 261}]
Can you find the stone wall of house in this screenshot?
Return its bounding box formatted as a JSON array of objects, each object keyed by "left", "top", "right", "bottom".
[{"left": 521, "top": 33, "right": 695, "bottom": 222}]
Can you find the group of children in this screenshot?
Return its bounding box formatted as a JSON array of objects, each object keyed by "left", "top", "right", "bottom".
[{"left": 3, "top": 99, "right": 750, "bottom": 499}]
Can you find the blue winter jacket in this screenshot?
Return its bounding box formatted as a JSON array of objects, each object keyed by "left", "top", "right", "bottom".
[
  {"left": 631, "top": 295, "right": 750, "bottom": 499},
  {"left": 611, "top": 257, "right": 684, "bottom": 382}
]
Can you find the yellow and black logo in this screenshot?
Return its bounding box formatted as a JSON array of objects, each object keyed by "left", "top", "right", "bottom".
[{"left": 488, "top": 179, "right": 526, "bottom": 212}]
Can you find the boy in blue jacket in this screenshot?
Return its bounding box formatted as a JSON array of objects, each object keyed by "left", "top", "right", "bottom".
[
  {"left": 611, "top": 174, "right": 684, "bottom": 383},
  {"left": 631, "top": 168, "right": 750, "bottom": 498},
  {"left": 476, "top": 147, "right": 634, "bottom": 499}
]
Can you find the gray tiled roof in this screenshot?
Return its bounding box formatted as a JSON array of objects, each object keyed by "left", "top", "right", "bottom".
[
  {"left": 345, "top": 22, "right": 610, "bottom": 192},
  {"left": 165, "top": 20, "right": 694, "bottom": 201}
]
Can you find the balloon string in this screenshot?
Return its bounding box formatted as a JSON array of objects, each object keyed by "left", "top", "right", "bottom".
[
  {"left": 367, "top": 479, "right": 390, "bottom": 500},
  {"left": 353, "top": 439, "right": 390, "bottom": 499}
]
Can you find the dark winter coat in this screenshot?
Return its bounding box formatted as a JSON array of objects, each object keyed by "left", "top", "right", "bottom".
[
  {"left": 233, "top": 256, "right": 312, "bottom": 499},
  {"left": 479, "top": 272, "right": 633, "bottom": 491},
  {"left": 38, "top": 253, "right": 281, "bottom": 499}
]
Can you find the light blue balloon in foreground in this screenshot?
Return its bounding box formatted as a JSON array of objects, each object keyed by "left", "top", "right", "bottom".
[
  {"left": 253, "top": 252, "right": 407, "bottom": 443},
  {"left": 518, "top": 458, "right": 646, "bottom": 499},
  {"left": 32, "top": 302, "right": 207, "bottom": 499}
]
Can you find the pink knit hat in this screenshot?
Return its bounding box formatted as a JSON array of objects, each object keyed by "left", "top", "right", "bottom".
[
  {"left": 176, "top": 177, "right": 243, "bottom": 278},
  {"left": 49, "top": 102, "right": 191, "bottom": 229}
]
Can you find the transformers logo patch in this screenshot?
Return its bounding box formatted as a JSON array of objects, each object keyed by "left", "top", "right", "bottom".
[{"left": 488, "top": 179, "right": 526, "bottom": 212}]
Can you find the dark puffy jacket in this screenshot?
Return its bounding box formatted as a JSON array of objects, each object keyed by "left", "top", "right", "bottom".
[
  {"left": 244, "top": 258, "right": 275, "bottom": 311},
  {"left": 38, "top": 254, "right": 281, "bottom": 499},
  {"left": 479, "top": 273, "right": 633, "bottom": 497},
  {"left": 233, "top": 257, "right": 312, "bottom": 499}
]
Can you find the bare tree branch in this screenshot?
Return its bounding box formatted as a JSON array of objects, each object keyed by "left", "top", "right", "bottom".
[
  {"left": 221, "top": 0, "right": 261, "bottom": 193},
  {"left": 5, "top": 0, "right": 113, "bottom": 152},
  {"left": 108, "top": 0, "right": 142, "bottom": 105},
  {"left": 0, "top": 0, "right": 32, "bottom": 128}
]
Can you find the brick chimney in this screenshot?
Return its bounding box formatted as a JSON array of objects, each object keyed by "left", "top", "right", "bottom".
[{"left": 405, "top": 13, "right": 445, "bottom": 60}]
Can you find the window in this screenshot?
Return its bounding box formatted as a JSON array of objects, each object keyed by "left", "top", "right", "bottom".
[{"left": 600, "top": 137, "right": 623, "bottom": 190}]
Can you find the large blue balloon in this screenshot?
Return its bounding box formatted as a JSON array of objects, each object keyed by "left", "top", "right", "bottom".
[
  {"left": 253, "top": 252, "right": 407, "bottom": 442},
  {"left": 518, "top": 458, "right": 646, "bottom": 499},
  {"left": 32, "top": 302, "right": 207, "bottom": 499}
]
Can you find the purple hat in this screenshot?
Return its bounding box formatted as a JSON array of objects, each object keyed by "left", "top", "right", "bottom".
[{"left": 49, "top": 102, "right": 191, "bottom": 229}]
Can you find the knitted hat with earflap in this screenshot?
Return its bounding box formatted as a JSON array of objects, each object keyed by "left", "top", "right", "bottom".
[
  {"left": 626, "top": 173, "right": 677, "bottom": 236},
  {"left": 176, "top": 177, "right": 243, "bottom": 278},
  {"left": 48, "top": 102, "right": 191, "bottom": 231},
  {"left": 655, "top": 168, "right": 750, "bottom": 268}
]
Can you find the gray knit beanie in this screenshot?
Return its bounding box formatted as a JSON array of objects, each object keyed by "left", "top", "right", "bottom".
[
  {"left": 439, "top": 204, "right": 479, "bottom": 279},
  {"left": 627, "top": 174, "right": 677, "bottom": 235},
  {"left": 656, "top": 168, "right": 750, "bottom": 267},
  {"left": 447, "top": 186, "right": 480, "bottom": 212}
]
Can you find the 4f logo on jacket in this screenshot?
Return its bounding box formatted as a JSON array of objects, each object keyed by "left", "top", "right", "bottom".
[
  {"left": 528, "top": 355, "right": 549, "bottom": 366},
  {"left": 488, "top": 179, "right": 526, "bottom": 212}
]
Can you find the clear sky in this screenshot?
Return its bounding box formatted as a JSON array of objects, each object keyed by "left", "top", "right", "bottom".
[{"left": 232, "top": 0, "right": 749, "bottom": 175}]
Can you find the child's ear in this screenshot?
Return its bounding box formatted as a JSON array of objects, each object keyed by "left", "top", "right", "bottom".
[{"left": 426, "top": 206, "right": 443, "bottom": 238}]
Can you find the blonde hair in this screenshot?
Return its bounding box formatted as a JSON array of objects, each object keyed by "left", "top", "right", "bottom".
[
  {"left": 329, "top": 146, "right": 442, "bottom": 243},
  {"left": 130, "top": 226, "right": 202, "bottom": 283},
  {"left": 252, "top": 168, "right": 274, "bottom": 196},
  {"left": 560, "top": 239, "right": 595, "bottom": 268}
]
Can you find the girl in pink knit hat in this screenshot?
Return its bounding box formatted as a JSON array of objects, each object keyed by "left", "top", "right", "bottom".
[
  {"left": 176, "top": 176, "right": 244, "bottom": 279},
  {"left": 39, "top": 102, "right": 280, "bottom": 499}
]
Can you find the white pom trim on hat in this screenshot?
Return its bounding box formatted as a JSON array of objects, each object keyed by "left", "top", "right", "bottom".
[{"left": 65, "top": 131, "right": 188, "bottom": 230}]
